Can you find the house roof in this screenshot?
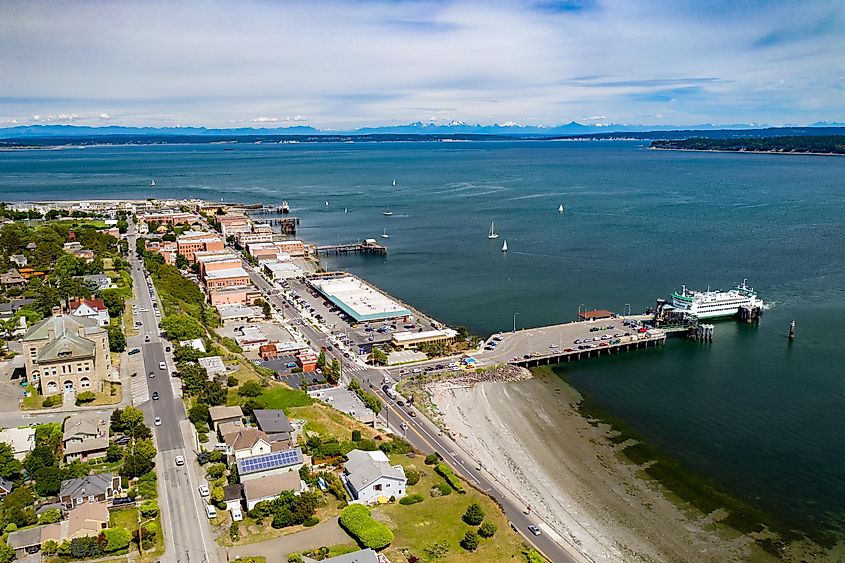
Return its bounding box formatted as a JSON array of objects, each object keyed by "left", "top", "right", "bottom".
[
  {"left": 59, "top": 473, "right": 114, "bottom": 499},
  {"left": 222, "top": 483, "right": 243, "bottom": 503},
  {"left": 303, "top": 548, "right": 380, "bottom": 563},
  {"left": 254, "top": 409, "right": 294, "bottom": 435},
  {"left": 236, "top": 447, "right": 303, "bottom": 476},
  {"left": 224, "top": 428, "right": 270, "bottom": 451},
  {"left": 22, "top": 315, "right": 101, "bottom": 342},
  {"left": 37, "top": 332, "right": 96, "bottom": 362},
  {"left": 0, "top": 477, "right": 13, "bottom": 493},
  {"left": 242, "top": 472, "right": 301, "bottom": 502},
  {"left": 67, "top": 502, "right": 109, "bottom": 537},
  {"left": 69, "top": 297, "right": 107, "bottom": 313},
  {"left": 208, "top": 405, "right": 243, "bottom": 422},
  {"left": 344, "top": 450, "right": 406, "bottom": 491},
  {"left": 63, "top": 414, "right": 108, "bottom": 442},
  {"left": 7, "top": 526, "right": 44, "bottom": 549}
]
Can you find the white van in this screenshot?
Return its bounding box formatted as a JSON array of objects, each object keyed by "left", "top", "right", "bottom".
[
  {"left": 205, "top": 504, "right": 217, "bottom": 519},
  {"left": 230, "top": 506, "right": 243, "bottom": 522}
]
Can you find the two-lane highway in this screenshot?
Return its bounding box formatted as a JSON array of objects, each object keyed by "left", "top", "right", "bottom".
[{"left": 127, "top": 221, "right": 219, "bottom": 563}]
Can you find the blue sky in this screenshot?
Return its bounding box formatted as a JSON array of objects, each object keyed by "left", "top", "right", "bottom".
[{"left": 0, "top": 0, "right": 843, "bottom": 129}]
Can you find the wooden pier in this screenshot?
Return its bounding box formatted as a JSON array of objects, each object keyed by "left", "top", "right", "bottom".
[
  {"left": 316, "top": 240, "right": 388, "bottom": 256},
  {"left": 249, "top": 215, "right": 300, "bottom": 234}
]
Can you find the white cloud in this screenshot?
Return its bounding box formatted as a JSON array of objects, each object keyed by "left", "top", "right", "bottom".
[
  {"left": 1, "top": 1, "right": 843, "bottom": 127},
  {"left": 99, "top": 113, "right": 111, "bottom": 119},
  {"left": 0, "top": 118, "right": 18, "bottom": 125},
  {"left": 251, "top": 117, "right": 279, "bottom": 123},
  {"left": 31, "top": 113, "right": 81, "bottom": 122}
]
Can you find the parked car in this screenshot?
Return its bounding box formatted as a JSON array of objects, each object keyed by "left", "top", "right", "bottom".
[
  {"left": 198, "top": 484, "right": 210, "bottom": 497},
  {"left": 205, "top": 505, "right": 217, "bottom": 519},
  {"left": 128, "top": 348, "right": 141, "bottom": 355},
  {"left": 528, "top": 525, "right": 542, "bottom": 536},
  {"left": 175, "top": 455, "right": 185, "bottom": 466},
  {"left": 154, "top": 417, "right": 161, "bottom": 426}
]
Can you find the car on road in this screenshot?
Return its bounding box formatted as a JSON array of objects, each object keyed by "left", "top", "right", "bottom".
[
  {"left": 154, "top": 417, "right": 161, "bottom": 426},
  {"left": 198, "top": 484, "right": 210, "bottom": 497},
  {"left": 175, "top": 455, "right": 185, "bottom": 466},
  {"left": 139, "top": 308, "right": 149, "bottom": 312},
  {"left": 528, "top": 525, "right": 542, "bottom": 536},
  {"left": 408, "top": 410, "right": 417, "bottom": 417},
  {"left": 159, "top": 361, "right": 166, "bottom": 370},
  {"left": 148, "top": 371, "right": 155, "bottom": 378},
  {"left": 549, "top": 344, "right": 559, "bottom": 348},
  {"left": 144, "top": 335, "right": 150, "bottom": 342},
  {"left": 152, "top": 391, "right": 160, "bottom": 400},
  {"left": 128, "top": 348, "right": 141, "bottom": 355},
  {"left": 205, "top": 505, "right": 217, "bottom": 519}
]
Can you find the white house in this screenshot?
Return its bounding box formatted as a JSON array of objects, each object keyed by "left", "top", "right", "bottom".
[
  {"left": 342, "top": 449, "right": 407, "bottom": 504},
  {"left": 223, "top": 428, "right": 273, "bottom": 461},
  {"left": 68, "top": 298, "right": 110, "bottom": 327},
  {"left": 0, "top": 427, "right": 36, "bottom": 461},
  {"left": 236, "top": 448, "right": 304, "bottom": 483}
]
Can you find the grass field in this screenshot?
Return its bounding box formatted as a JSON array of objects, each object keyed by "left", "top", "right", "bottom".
[
  {"left": 373, "top": 455, "right": 528, "bottom": 563},
  {"left": 289, "top": 402, "right": 379, "bottom": 439}
]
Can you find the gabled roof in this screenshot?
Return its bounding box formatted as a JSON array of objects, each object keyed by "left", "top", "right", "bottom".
[
  {"left": 224, "top": 428, "right": 271, "bottom": 451},
  {"left": 344, "top": 450, "right": 406, "bottom": 491},
  {"left": 208, "top": 405, "right": 243, "bottom": 422},
  {"left": 59, "top": 473, "right": 114, "bottom": 498},
  {"left": 243, "top": 472, "right": 301, "bottom": 502},
  {"left": 0, "top": 477, "right": 13, "bottom": 493},
  {"left": 67, "top": 502, "right": 109, "bottom": 537},
  {"left": 236, "top": 448, "right": 303, "bottom": 476},
  {"left": 222, "top": 483, "right": 243, "bottom": 503},
  {"left": 22, "top": 315, "right": 100, "bottom": 342},
  {"left": 37, "top": 332, "right": 95, "bottom": 362},
  {"left": 253, "top": 409, "right": 294, "bottom": 435},
  {"left": 69, "top": 297, "right": 107, "bottom": 313}
]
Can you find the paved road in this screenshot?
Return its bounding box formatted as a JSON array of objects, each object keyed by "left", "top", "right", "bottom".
[
  {"left": 128, "top": 220, "right": 219, "bottom": 563},
  {"left": 244, "top": 265, "right": 583, "bottom": 563}
]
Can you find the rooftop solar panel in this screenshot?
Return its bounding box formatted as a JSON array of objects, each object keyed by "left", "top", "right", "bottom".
[{"left": 237, "top": 447, "right": 303, "bottom": 474}]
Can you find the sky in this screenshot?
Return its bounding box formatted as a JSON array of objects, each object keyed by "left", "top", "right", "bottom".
[{"left": 1, "top": 0, "right": 844, "bottom": 129}]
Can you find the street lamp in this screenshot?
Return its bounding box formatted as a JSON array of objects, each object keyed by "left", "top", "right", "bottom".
[{"left": 512, "top": 312, "right": 519, "bottom": 333}]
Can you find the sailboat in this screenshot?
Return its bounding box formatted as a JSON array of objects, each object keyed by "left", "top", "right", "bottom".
[
  {"left": 392, "top": 179, "right": 397, "bottom": 187},
  {"left": 344, "top": 207, "right": 348, "bottom": 214},
  {"left": 501, "top": 240, "right": 508, "bottom": 252},
  {"left": 325, "top": 201, "right": 329, "bottom": 207},
  {"left": 558, "top": 204, "right": 564, "bottom": 213},
  {"left": 381, "top": 228, "right": 389, "bottom": 239},
  {"left": 383, "top": 179, "right": 395, "bottom": 215},
  {"left": 487, "top": 222, "right": 499, "bottom": 239},
  {"left": 150, "top": 180, "right": 156, "bottom": 186}
]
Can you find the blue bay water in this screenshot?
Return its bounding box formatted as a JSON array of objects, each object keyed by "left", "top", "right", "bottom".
[{"left": 2, "top": 141, "right": 844, "bottom": 537}]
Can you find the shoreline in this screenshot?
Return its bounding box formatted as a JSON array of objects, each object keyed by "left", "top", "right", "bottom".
[
  {"left": 427, "top": 367, "right": 838, "bottom": 562},
  {"left": 649, "top": 146, "right": 845, "bottom": 157}
]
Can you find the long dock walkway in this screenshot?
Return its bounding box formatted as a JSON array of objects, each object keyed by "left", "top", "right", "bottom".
[
  {"left": 476, "top": 318, "right": 666, "bottom": 367},
  {"left": 315, "top": 241, "right": 388, "bottom": 256}
]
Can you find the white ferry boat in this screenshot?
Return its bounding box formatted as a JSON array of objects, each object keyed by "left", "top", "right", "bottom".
[{"left": 671, "top": 280, "right": 763, "bottom": 319}]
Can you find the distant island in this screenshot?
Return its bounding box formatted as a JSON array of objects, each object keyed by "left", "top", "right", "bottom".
[{"left": 650, "top": 135, "right": 845, "bottom": 155}]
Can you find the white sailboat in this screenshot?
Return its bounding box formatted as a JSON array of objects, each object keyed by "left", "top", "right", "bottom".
[
  {"left": 381, "top": 228, "right": 389, "bottom": 239},
  {"left": 150, "top": 180, "right": 156, "bottom": 186},
  {"left": 487, "top": 221, "right": 499, "bottom": 239},
  {"left": 344, "top": 207, "right": 348, "bottom": 214},
  {"left": 325, "top": 201, "right": 329, "bottom": 207},
  {"left": 558, "top": 204, "right": 564, "bottom": 213},
  {"left": 501, "top": 240, "right": 508, "bottom": 252},
  {"left": 392, "top": 179, "right": 397, "bottom": 187}
]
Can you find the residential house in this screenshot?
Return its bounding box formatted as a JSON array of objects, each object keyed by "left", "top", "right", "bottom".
[
  {"left": 0, "top": 268, "right": 27, "bottom": 289},
  {"left": 22, "top": 315, "right": 110, "bottom": 396},
  {"left": 179, "top": 338, "right": 206, "bottom": 353},
  {"left": 253, "top": 409, "right": 294, "bottom": 444},
  {"left": 0, "top": 477, "right": 13, "bottom": 498},
  {"left": 216, "top": 303, "right": 262, "bottom": 323},
  {"left": 58, "top": 473, "right": 120, "bottom": 509},
  {"left": 342, "top": 449, "right": 407, "bottom": 504},
  {"left": 62, "top": 414, "right": 109, "bottom": 462},
  {"left": 236, "top": 447, "right": 304, "bottom": 483},
  {"left": 217, "top": 420, "right": 246, "bottom": 440},
  {"left": 9, "top": 254, "right": 27, "bottom": 268},
  {"left": 208, "top": 405, "right": 243, "bottom": 433},
  {"left": 0, "top": 298, "right": 35, "bottom": 321},
  {"left": 78, "top": 274, "right": 113, "bottom": 292},
  {"left": 242, "top": 472, "right": 304, "bottom": 510},
  {"left": 65, "top": 502, "right": 109, "bottom": 539},
  {"left": 223, "top": 428, "right": 273, "bottom": 460},
  {"left": 7, "top": 526, "right": 44, "bottom": 558},
  {"left": 222, "top": 483, "right": 243, "bottom": 508},
  {"left": 0, "top": 427, "right": 36, "bottom": 460},
  {"left": 303, "top": 549, "right": 380, "bottom": 563},
  {"left": 68, "top": 297, "right": 111, "bottom": 327},
  {"left": 198, "top": 355, "right": 226, "bottom": 379}
]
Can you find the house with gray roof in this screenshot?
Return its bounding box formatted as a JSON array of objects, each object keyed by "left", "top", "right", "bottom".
[
  {"left": 78, "top": 274, "right": 113, "bottom": 292},
  {"left": 22, "top": 315, "right": 110, "bottom": 396},
  {"left": 58, "top": 473, "right": 120, "bottom": 509},
  {"left": 62, "top": 413, "right": 109, "bottom": 462},
  {"left": 0, "top": 477, "right": 13, "bottom": 498},
  {"left": 342, "top": 449, "right": 407, "bottom": 505},
  {"left": 253, "top": 409, "right": 294, "bottom": 443}
]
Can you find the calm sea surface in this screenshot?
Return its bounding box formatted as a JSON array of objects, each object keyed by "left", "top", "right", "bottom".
[{"left": 2, "top": 141, "right": 844, "bottom": 536}]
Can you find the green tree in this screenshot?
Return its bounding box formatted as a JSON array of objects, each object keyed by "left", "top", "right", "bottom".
[
  {"left": 107, "top": 323, "right": 127, "bottom": 352},
  {"left": 99, "top": 288, "right": 126, "bottom": 317},
  {"left": 368, "top": 347, "right": 388, "bottom": 366},
  {"left": 478, "top": 521, "right": 497, "bottom": 538},
  {"left": 175, "top": 253, "right": 189, "bottom": 270},
  {"left": 32, "top": 465, "right": 61, "bottom": 496},
  {"left": 159, "top": 314, "right": 205, "bottom": 340},
  {"left": 122, "top": 438, "right": 157, "bottom": 478},
  {"left": 188, "top": 403, "right": 210, "bottom": 425},
  {"left": 237, "top": 380, "right": 263, "bottom": 397},
  {"left": 102, "top": 527, "right": 132, "bottom": 553},
  {"left": 140, "top": 500, "right": 159, "bottom": 518},
  {"left": 463, "top": 503, "right": 484, "bottom": 525},
  {"left": 107, "top": 441, "right": 123, "bottom": 462},
  {"left": 119, "top": 406, "right": 147, "bottom": 437},
  {"left": 0, "top": 443, "right": 22, "bottom": 480},
  {"left": 460, "top": 530, "right": 479, "bottom": 551},
  {"left": 316, "top": 350, "right": 327, "bottom": 371},
  {"left": 0, "top": 540, "right": 14, "bottom": 563},
  {"left": 199, "top": 380, "right": 227, "bottom": 406},
  {"left": 180, "top": 363, "right": 209, "bottom": 396}
]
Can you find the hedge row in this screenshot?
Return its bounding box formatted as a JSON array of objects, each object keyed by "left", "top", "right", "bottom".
[
  {"left": 435, "top": 463, "right": 465, "bottom": 494},
  {"left": 339, "top": 504, "right": 394, "bottom": 550}
]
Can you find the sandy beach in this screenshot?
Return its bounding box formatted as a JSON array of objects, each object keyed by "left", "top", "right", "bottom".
[{"left": 430, "top": 372, "right": 760, "bottom": 563}]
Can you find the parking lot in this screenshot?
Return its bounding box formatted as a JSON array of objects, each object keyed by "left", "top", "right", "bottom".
[{"left": 313, "top": 385, "right": 374, "bottom": 423}]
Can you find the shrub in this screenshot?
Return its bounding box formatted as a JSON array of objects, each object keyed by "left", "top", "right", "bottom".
[
  {"left": 399, "top": 494, "right": 423, "bottom": 505},
  {"left": 423, "top": 540, "right": 450, "bottom": 559},
  {"left": 460, "top": 530, "right": 479, "bottom": 551},
  {"left": 479, "top": 521, "right": 497, "bottom": 538},
  {"left": 227, "top": 375, "right": 239, "bottom": 387},
  {"left": 140, "top": 500, "right": 159, "bottom": 518},
  {"left": 429, "top": 486, "right": 443, "bottom": 498},
  {"left": 338, "top": 504, "right": 394, "bottom": 550},
  {"left": 198, "top": 432, "right": 209, "bottom": 443},
  {"left": 41, "top": 539, "right": 58, "bottom": 555},
  {"left": 463, "top": 503, "right": 484, "bottom": 525},
  {"left": 435, "top": 463, "right": 465, "bottom": 494},
  {"left": 102, "top": 527, "right": 132, "bottom": 553},
  {"left": 379, "top": 437, "right": 412, "bottom": 455},
  {"left": 75, "top": 391, "right": 96, "bottom": 405},
  {"left": 424, "top": 453, "right": 441, "bottom": 465},
  {"left": 229, "top": 522, "right": 240, "bottom": 542},
  {"left": 206, "top": 463, "right": 226, "bottom": 479},
  {"left": 303, "top": 516, "right": 319, "bottom": 527},
  {"left": 42, "top": 395, "right": 60, "bottom": 408},
  {"left": 351, "top": 430, "right": 361, "bottom": 442},
  {"left": 523, "top": 548, "right": 545, "bottom": 562},
  {"left": 237, "top": 380, "right": 264, "bottom": 397},
  {"left": 405, "top": 468, "right": 421, "bottom": 486}
]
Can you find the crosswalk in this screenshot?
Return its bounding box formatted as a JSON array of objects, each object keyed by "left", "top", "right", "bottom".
[{"left": 130, "top": 373, "right": 149, "bottom": 405}]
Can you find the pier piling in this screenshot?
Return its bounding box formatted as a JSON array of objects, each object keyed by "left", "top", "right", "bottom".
[{"left": 789, "top": 320, "right": 796, "bottom": 341}]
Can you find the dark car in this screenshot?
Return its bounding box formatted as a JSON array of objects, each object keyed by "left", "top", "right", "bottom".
[
  {"left": 114, "top": 435, "right": 131, "bottom": 446},
  {"left": 128, "top": 348, "right": 141, "bottom": 355},
  {"left": 152, "top": 391, "right": 160, "bottom": 400}
]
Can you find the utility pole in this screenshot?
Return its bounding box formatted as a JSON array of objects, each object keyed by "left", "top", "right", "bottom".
[{"left": 512, "top": 312, "right": 519, "bottom": 333}]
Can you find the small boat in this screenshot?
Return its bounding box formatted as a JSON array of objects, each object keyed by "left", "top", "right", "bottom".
[
  {"left": 381, "top": 228, "right": 389, "bottom": 239},
  {"left": 281, "top": 201, "right": 290, "bottom": 214},
  {"left": 325, "top": 201, "right": 329, "bottom": 207},
  {"left": 558, "top": 204, "right": 564, "bottom": 213},
  {"left": 383, "top": 209, "right": 393, "bottom": 216},
  {"left": 501, "top": 240, "right": 508, "bottom": 252},
  {"left": 392, "top": 179, "right": 397, "bottom": 187},
  {"left": 344, "top": 207, "right": 348, "bottom": 214},
  {"left": 150, "top": 180, "right": 156, "bottom": 186},
  {"left": 487, "top": 221, "right": 499, "bottom": 239}
]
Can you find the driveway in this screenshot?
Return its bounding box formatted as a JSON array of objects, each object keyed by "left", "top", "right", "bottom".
[{"left": 225, "top": 517, "right": 352, "bottom": 561}]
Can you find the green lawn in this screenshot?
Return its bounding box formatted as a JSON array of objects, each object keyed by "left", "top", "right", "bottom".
[
  {"left": 373, "top": 455, "right": 529, "bottom": 563},
  {"left": 227, "top": 383, "right": 314, "bottom": 410},
  {"left": 110, "top": 507, "right": 139, "bottom": 530}
]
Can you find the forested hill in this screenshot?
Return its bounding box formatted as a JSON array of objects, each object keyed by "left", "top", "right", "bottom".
[{"left": 650, "top": 136, "right": 845, "bottom": 155}]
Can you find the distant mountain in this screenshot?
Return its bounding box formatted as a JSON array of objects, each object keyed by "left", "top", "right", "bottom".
[{"left": 0, "top": 124, "right": 324, "bottom": 138}]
